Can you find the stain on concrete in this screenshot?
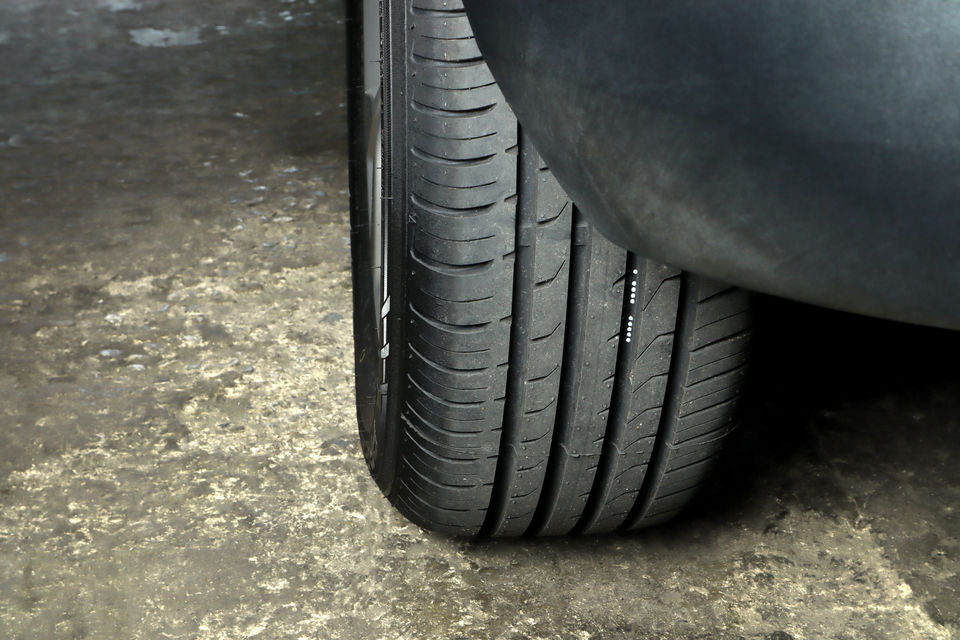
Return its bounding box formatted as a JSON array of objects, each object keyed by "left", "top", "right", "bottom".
[
  {"left": 129, "top": 27, "right": 203, "bottom": 47},
  {"left": 98, "top": 0, "right": 142, "bottom": 12},
  {"left": 0, "top": 1, "right": 957, "bottom": 639}
]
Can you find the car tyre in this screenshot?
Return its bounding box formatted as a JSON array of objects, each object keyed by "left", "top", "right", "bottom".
[{"left": 347, "top": 0, "right": 752, "bottom": 537}]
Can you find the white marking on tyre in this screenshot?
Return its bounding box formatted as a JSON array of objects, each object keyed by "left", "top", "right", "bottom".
[{"left": 625, "top": 268, "right": 640, "bottom": 342}]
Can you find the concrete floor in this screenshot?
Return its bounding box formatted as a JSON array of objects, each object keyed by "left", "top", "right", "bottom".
[{"left": 1, "top": 1, "right": 958, "bottom": 638}]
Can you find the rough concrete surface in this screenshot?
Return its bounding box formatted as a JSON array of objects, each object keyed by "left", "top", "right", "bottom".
[{"left": 0, "top": 1, "right": 958, "bottom": 638}]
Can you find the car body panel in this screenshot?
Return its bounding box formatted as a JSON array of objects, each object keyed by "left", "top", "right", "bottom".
[{"left": 463, "top": 0, "right": 960, "bottom": 329}]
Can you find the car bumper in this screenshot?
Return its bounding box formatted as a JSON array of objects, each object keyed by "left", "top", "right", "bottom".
[{"left": 464, "top": 0, "right": 960, "bottom": 329}]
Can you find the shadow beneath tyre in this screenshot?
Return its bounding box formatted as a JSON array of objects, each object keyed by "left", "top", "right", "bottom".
[
  {"left": 668, "top": 294, "right": 960, "bottom": 532},
  {"left": 454, "top": 294, "right": 960, "bottom": 634}
]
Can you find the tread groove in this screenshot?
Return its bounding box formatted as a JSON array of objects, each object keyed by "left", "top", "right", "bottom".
[
  {"left": 526, "top": 207, "right": 590, "bottom": 536},
  {"left": 481, "top": 125, "right": 536, "bottom": 537},
  {"left": 411, "top": 99, "right": 496, "bottom": 118},
  {"left": 575, "top": 253, "right": 642, "bottom": 533},
  {"left": 622, "top": 273, "right": 697, "bottom": 529},
  {"left": 410, "top": 247, "right": 494, "bottom": 275}
]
